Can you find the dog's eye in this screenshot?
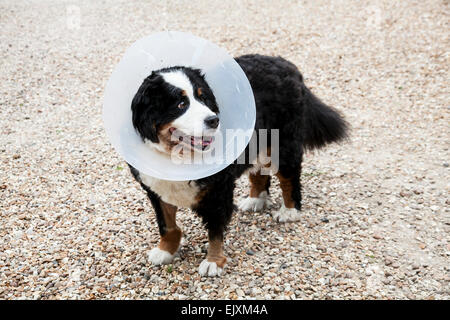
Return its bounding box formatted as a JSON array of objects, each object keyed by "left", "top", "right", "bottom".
[{"left": 178, "top": 101, "right": 187, "bottom": 109}]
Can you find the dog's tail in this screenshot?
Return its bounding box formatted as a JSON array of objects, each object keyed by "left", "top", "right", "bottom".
[{"left": 302, "top": 86, "right": 349, "bottom": 151}]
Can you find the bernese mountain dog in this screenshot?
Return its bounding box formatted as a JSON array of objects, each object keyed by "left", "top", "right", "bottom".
[{"left": 128, "top": 54, "right": 348, "bottom": 277}]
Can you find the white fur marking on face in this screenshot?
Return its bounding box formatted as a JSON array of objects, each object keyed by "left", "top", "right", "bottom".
[
  {"left": 272, "top": 204, "right": 302, "bottom": 222},
  {"left": 198, "top": 259, "right": 223, "bottom": 277},
  {"left": 161, "top": 71, "right": 216, "bottom": 136},
  {"left": 238, "top": 191, "right": 271, "bottom": 212},
  {"left": 147, "top": 247, "right": 175, "bottom": 265},
  {"left": 140, "top": 173, "right": 200, "bottom": 208}
]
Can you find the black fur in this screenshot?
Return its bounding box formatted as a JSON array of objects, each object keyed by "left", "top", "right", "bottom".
[
  {"left": 128, "top": 54, "right": 348, "bottom": 256},
  {"left": 302, "top": 86, "right": 348, "bottom": 150}
]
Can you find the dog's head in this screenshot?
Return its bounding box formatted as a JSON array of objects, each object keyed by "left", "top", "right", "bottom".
[{"left": 131, "top": 67, "right": 220, "bottom": 156}]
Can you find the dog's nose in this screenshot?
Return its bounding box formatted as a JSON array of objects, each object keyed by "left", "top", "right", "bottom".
[{"left": 204, "top": 115, "right": 219, "bottom": 129}]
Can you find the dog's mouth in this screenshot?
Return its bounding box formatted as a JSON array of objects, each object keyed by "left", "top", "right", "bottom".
[{"left": 169, "top": 127, "right": 215, "bottom": 151}]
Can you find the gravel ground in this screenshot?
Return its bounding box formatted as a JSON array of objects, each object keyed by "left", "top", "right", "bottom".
[{"left": 1, "top": 0, "right": 449, "bottom": 300}]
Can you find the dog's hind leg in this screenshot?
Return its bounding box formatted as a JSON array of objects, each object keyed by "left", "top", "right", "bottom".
[
  {"left": 272, "top": 164, "right": 303, "bottom": 222},
  {"left": 238, "top": 170, "right": 271, "bottom": 212}
]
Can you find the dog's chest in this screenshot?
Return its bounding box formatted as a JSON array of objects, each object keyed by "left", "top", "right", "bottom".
[{"left": 139, "top": 173, "right": 200, "bottom": 208}]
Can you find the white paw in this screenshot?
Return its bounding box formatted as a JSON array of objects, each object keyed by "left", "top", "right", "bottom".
[
  {"left": 272, "top": 204, "right": 302, "bottom": 222},
  {"left": 238, "top": 191, "right": 271, "bottom": 212},
  {"left": 147, "top": 247, "right": 174, "bottom": 265},
  {"left": 198, "top": 260, "right": 224, "bottom": 277}
]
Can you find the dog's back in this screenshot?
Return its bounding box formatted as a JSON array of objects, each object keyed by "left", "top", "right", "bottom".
[{"left": 236, "top": 54, "right": 348, "bottom": 150}]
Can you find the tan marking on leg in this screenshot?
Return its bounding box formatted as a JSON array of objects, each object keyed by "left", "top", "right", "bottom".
[
  {"left": 159, "top": 227, "right": 182, "bottom": 254},
  {"left": 157, "top": 201, "right": 182, "bottom": 254},
  {"left": 249, "top": 147, "right": 272, "bottom": 197},
  {"left": 276, "top": 172, "right": 295, "bottom": 209},
  {"left": 249, "top": 172, "right": 270, "bottom": 197},
  {"left": 206, "top": 238, "right": 227, "bottom": 268}
]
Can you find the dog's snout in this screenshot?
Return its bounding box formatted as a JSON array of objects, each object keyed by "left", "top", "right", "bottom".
[{"left": 204, "top": 115, "right": 219, "bottom": 129}]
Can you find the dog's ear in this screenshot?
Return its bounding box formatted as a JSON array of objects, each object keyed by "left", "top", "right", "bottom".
[
  {"left": 142, "top": 72, "right": 164, "bottom": 91},
  {"left": 131, "top": 73, "right": 164, "bottom": 143}
]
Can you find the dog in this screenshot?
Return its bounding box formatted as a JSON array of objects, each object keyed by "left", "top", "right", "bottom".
[{"left": 127, "top": 54, "right": 348, "bottom": 276}]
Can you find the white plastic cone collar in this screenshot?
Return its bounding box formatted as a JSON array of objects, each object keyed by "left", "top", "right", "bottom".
[{"left": 103, "top": 31, "right": 256, "bottom": 181}]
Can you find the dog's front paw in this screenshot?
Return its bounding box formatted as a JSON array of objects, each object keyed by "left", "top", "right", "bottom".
[
  {"left": 238, "top": 191, "right": 271, "bottom": 212},
  {"left": 147, "top": 247, "right": 174, "bottom": 265},
  {"left": 198, "top": 259, "right": 224, "bottom": 277},
  {"left": 272, "top": 204, "right": 302, "bottom": 222}
]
